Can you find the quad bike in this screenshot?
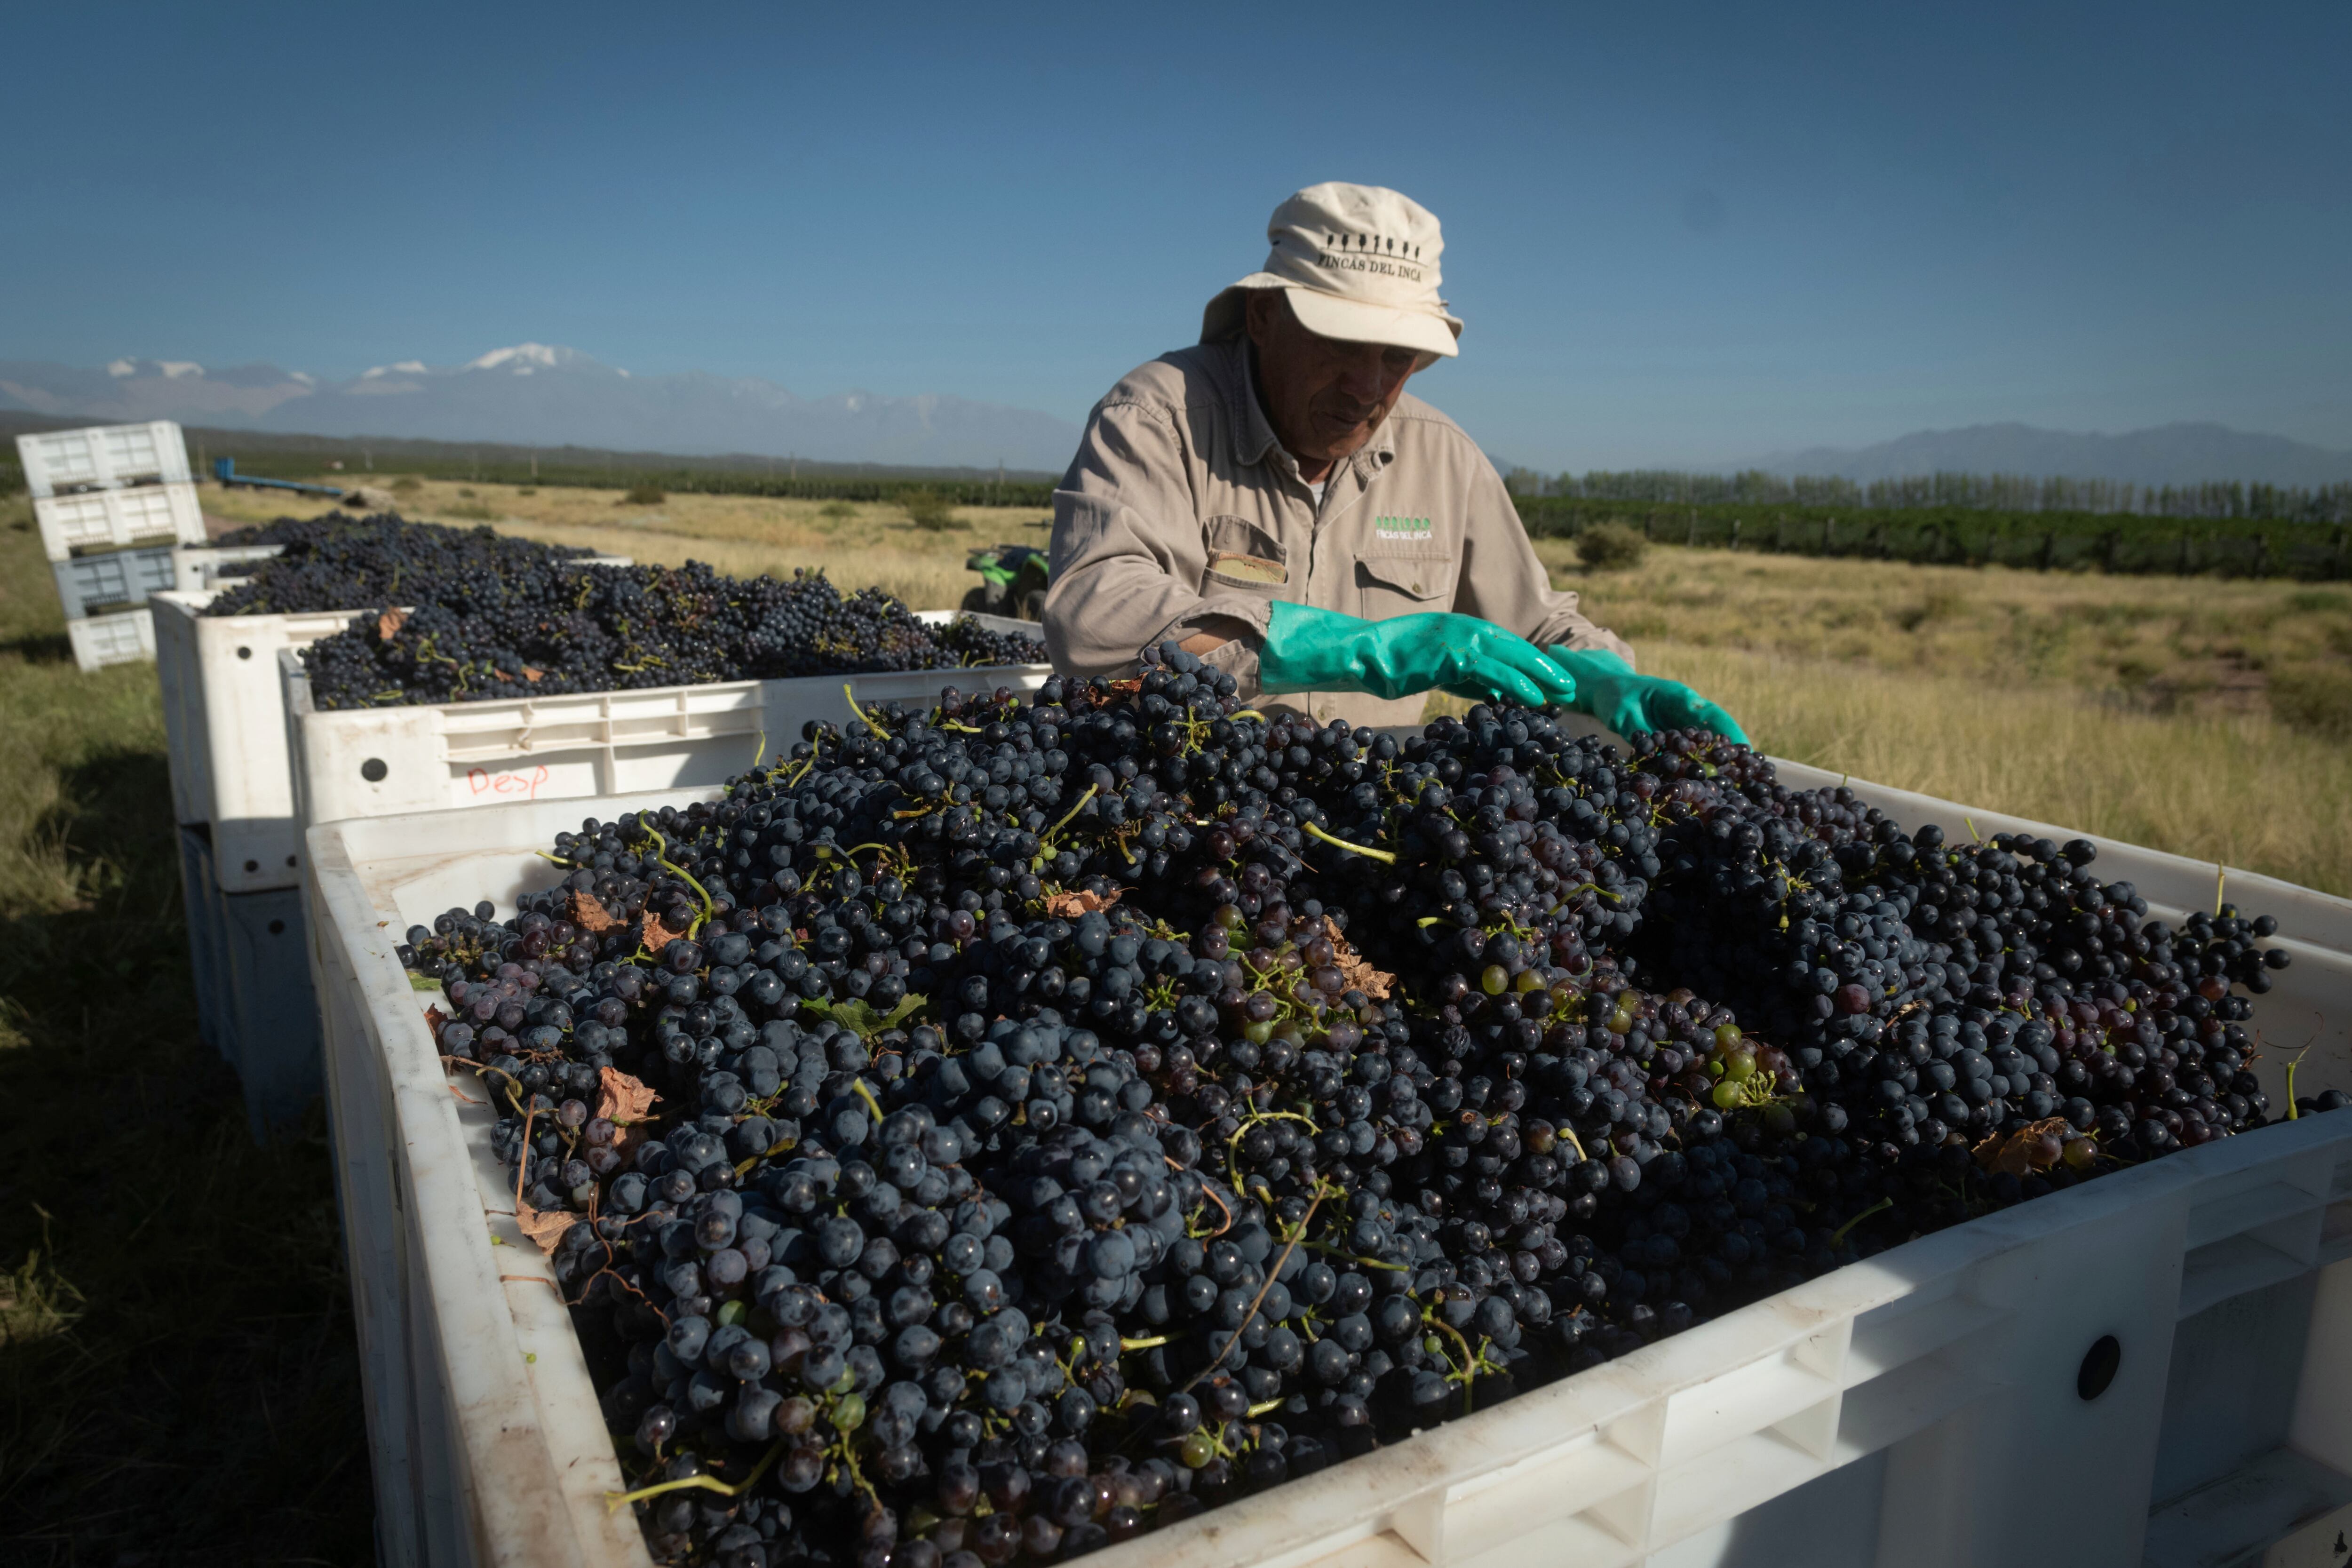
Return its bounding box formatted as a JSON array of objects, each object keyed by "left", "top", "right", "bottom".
[{"left": 962, "top": 543, "right": 1050, "bottom": 622}]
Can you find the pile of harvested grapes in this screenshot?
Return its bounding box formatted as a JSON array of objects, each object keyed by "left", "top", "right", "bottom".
[
  {"left": 201, "top": 512, "right": 592, "bottom": 617},
  {"left": 192, "top": 511, "right": 1048, "bottom": 707},
  {"left": 300, "top": 561, "right": 1047, "bottom": 709},
  {"left": 403, "top": 645, "right": 2327, "bottom": 1568}
]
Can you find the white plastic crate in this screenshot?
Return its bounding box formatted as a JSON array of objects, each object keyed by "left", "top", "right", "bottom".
[
  {"left": 173, "top": 542, "right": 285, "bottom": 593},
  {"left": 65, "top": 605, "right": 155, "bottom": 671},
  {"left": 15, "top": 419, "right": 191, "bottom": 498},
  {"left": 156, "top": 558, "right": 641, "bottom": 897},
  {"left": 303, "top": 768, "right": 2352, "bottom": 1568},
  {"left": 282, "top": 611, "right": 1049, "bottom": 828},
  {"left": 51, "top": 542, "right": 179, "bottom": 620},
  {"left": 33, "top": 479, "right": 205, "bottom": 560},
  {"left": 155, "top": 590, "right": 367, "bottom": 891},
  {"left": 177, "top": 824, "right": 321, "bottom": 1137}
]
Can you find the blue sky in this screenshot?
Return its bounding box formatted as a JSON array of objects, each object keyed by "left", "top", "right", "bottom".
[{"left": 3, "top": 0, "right": 2346, "bottom": 468}]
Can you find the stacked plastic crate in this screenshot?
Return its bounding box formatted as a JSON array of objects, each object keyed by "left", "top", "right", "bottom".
[{"left": 18, "top": 420, "right": 205, "bottom": 671}]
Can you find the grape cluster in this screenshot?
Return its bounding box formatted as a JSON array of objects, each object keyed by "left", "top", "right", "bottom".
[
  {"left": 1632, "top": 744, "right": 2291, "bottom": 1168},
  {"left": 200, "top": 511, "right": 591, "bottom": 617},
  {"left": 403, "top": 646, "right": 2316, "bottom": 1568},
  {"left": 299, "top": 560, "right": 1047, "bottom": 709}
]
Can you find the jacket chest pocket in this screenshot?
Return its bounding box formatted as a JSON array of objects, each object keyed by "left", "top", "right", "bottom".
[
  {"left": 1200, "top": 515, "right": 1289, "bottom": 596},
  {"left": 1357, "top": 545, "right": 1457, "bottom": 622}
]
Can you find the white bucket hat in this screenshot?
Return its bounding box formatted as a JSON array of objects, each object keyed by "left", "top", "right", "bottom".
[{"left": 1201, "top": 182, "right": 1463, "bottom": 359}]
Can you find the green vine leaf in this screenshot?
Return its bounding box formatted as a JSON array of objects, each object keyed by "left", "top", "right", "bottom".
[{"left": 802, "top": 993, "right": 929, "bottom": 1040}]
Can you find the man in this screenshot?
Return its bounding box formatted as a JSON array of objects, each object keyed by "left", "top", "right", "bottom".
[{"left": 1043, "top": 181, "right": 1746, "bottom": 742}]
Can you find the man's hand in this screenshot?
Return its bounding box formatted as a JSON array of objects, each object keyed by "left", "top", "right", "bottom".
[
  {"left": 1546, "top": 646, "right": 1749, "bottom": 744},
  {"left": 1257, "top": 602, "right": 1577, "bottom": 708}
]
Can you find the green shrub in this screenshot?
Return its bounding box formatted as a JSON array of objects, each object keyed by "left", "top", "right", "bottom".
[
  {"left": 620, "top": 483, "right": 666, "bottom": 506},
  {"left": 1576, "top": 521, "right": 1649, "bottom": 571},
  {"left": 819, "top": 501, "right": 858, "bottom": 521},
  {"left": 902, "top": 489, "right": 960, "bottom": 532},
  {"left": 389, "top": 475, "right": 422, "bottom": 494}
]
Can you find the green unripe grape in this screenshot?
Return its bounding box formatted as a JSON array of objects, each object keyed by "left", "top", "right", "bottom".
[
  {"left": 1515, "top": 968, "right": 1545, "bottom": 994},
  {"left": 832, "top": 1391, "right": 866, "bottom": 1432},
  {"left": 1712, "top": 1079, "right": 1742, "bottom": 1109},
  {"left": 1608, "top": 1009, "right": 1633, "bottom": 1035},
  {"left": 1243, "top": 1019, "right": 1274, "bottom": 1045},
  {"left": 1763, "top": 1103, "right": 1796, "bottom": 1137},
  {"left": 716, "top": 1299, "right": 748, "bottom": 1327},
  {"left": 1179, "top": 1431, "right": 1216, "bottom": 1468},
  {"left": 2062, "top": 1137, "right": 2097, "bottom": 1170},
  {"left": 1713, "top": 1023, "right": 1743, "bottom": 1051},
  {"left": 1481, "top": 964, "right": 1509, "bottom": 995},
  {"left": 1724, "top": 1049, "right": 1757, "bottom": 1082}
]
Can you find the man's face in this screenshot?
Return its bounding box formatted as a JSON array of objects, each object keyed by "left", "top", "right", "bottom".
[{"left": 1245, "top": 292, "right": 1422, "bottom": 470}]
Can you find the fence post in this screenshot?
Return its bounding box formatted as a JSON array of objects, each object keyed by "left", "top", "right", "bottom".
[
  {"left": 1822, "top": 517, "right": 1835, "bottom": 553},
  {"left": 1730, "top": 518, "right": 1742, "bottom": 551},
  {"left": 2100, "top": 531, "right": 2118, "bottom": 573},
  {"left": 2039, "top": 532, "right": 2054, "bottom": 572},
  {"left": 2253, "top": 533, "right": 2270, "bottom": 578}
]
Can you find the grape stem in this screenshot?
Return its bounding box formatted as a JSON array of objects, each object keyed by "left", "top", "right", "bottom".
[
  {"left": 2283, "top": 1036, "right": 2317, "bottom": 1120},
  {"left": 842, "top": 684, "right": 886, "bottom": 736},
  {"left": 1030, "top": 784, "right": 1101, "bottom": 869},
  {"left": 1302, "top": 820, "right": 1396, "bottom": 864},
  {"left": 853, "top": 1079, "right": 886, "bottom": 1124},
  {"left": 605, "top": 1438, "right": 784, "bottom": 1512},
  {"left": 1829, "top": 1196, "right": 1892, "bottom": 1248},
  {"left": 640, "top": 827, "right": 715, "bottom": 938},
  {"left": 1172, "top": 1178, "right": 1337, "bottom": 1401}
]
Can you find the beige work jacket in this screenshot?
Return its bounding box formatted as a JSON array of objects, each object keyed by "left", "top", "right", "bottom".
[{"left": 1043, "top": 335, "right": 1633, "bottom": 732}]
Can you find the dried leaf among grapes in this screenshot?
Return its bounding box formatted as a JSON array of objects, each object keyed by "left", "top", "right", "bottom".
[
  {"left": 377, "top": 606, "right": 409, "bottom": 640},
  {"left": 597, "top": 1067, "right": 659, "bottom": 1126},
  {"left": 1043, "top": 887, "right": 1124, "bottom": 919},
  {"left": 641, "top": 912, "right": 686, "bottom": 954},
  {"left": 1324, "top": 918, "right": 1395, "bottom": 1000},
  {"left": 567, "top": 891, "right": 621, "bottom": 933},
  {"left": 522, "top": 666, "right": 544, "bottom": 683},
  {"left": 1972, "top": 1117, "right": 2073, "bottom": 1176},
  {"left": 516, "top": 1202, "right": 579, "bottom": 1256}
]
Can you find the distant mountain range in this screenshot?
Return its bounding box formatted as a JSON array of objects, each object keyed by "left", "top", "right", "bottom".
[
  {"left": 0, "top": 344, "right": 1083, "bottom": 471},
  {"left": 1730, "top": 422, "right": 2352, "bottom": 489}
]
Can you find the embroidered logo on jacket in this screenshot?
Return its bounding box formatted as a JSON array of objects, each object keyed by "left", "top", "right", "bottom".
[{"left": 1374, "top": 515, "right": 1433, "bottom": 541}]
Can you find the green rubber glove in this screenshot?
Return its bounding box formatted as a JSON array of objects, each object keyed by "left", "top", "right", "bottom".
[
  {"left": 1258, "top": 601, "right": 1578, "bottom": 709},
  {"left": 1546, "top": 645, "right": 1750, "bottom": 745}
]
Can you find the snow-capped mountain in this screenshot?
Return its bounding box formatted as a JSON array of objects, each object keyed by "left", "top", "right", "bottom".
[{"left": 0, "top": 345, "right": 1081, "bottom": 470}]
